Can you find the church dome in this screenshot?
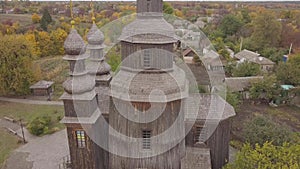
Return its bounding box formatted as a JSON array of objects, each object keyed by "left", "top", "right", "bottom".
[
  {"left": 64, "top": 29, "right": 85, "bottom": 55},
  {"left": 87, "top": 29, "right": 104, "bottom": 45}
]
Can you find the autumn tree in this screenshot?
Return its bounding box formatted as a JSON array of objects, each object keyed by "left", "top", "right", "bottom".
[
  {"left": 50, "top": 28, "right": 67, "bottom": 55},
  {"left": 31, "top": 13, "right": 41, "bottom": 24},
  {"left": 36, "top": 31, "right": 53, "bottom": 57},
  {"left": 0, "top": 35, "right": 38, "bottom": 95},
  {"left": 24, "top": 32, "right": 41, "bottom": 58},
  {"left": 224, "top": 142, "right": 300, "bottom": 169}
]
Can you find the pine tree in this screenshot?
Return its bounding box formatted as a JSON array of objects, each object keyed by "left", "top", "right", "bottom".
[{"left": 40, "top": 9, "right": 52, "bottom": 31}]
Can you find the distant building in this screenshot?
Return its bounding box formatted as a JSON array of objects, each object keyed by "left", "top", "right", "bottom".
[
  {"left": 225, "top": 76, "right": 263, "bottom": 99},
  {"left": 30, "top": 80, "right": 54, "bottom": 99},
  {"left": 235, "top": 49, "right": 275, "bottom": 72}
]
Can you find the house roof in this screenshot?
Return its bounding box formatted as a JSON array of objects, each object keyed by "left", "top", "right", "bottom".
[
  {"left": 249, "top": 56, "right": 275, "bottom": 65},
  {"left": 181, "top": 147, "right": 211, "bottom": 169},
  {"left": 30, "top": 80, "right": 54, "bottom": 89},
  {"left": 225, "top": 76, "right": 263, "bottom": 92},
  {"left": 183, "top": 48, "right": 194, "bottom": 57},
  {"left": 235, "top": 49, "right": 260, "bottom": 61},
  {"left": 202, "top": 50, "right": 223, "bottom": 66}
]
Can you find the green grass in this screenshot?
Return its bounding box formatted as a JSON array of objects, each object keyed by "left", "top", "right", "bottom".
[
  {"left": 0, "top": 96, "right": 65, "bottom": 167},
  {"left": 0, "top": 101, "right": 64, "bottom": 131},
  {"left": 0, "top": 128, "right": 20, "bottom": 167}
]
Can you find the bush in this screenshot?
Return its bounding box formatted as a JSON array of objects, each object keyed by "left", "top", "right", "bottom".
[
  {"left": 243, "top": 116, "right": 293, "bottom": 146},
  {"left": 27, "top": 115, "right": 52, "bottom": 136},
  {"left": 224, "top": 142, "right": 300, "bottom": 169}
]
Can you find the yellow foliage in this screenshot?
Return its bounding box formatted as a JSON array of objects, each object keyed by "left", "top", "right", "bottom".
[
  {"left": 38, "top": 31, "right": 53, "bottom": 57},
  {"left": 174, "top": 9, "right": 183, "bottom": 18},
  {"left": 24, "top": 33, "right": 41, "bottom": 58},
  {"left": 50, "top": 28, "right": 68, "bottom": 55},
  {"left": 32, "top": 13, "right": 41, "bottom": 24},
  {"left": 112, "top": 12, "right": 120, "bottom": 19}
]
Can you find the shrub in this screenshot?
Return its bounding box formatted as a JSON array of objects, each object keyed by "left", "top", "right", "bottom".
[
  {"left": 27, "top": 115, "right": 51, "bottom": 136},
  {"left": 243, "top": 116, "right": 293, "bottom": 146},
  {"left": 224, "top": 142, "right": 300, "bottom": 169}
]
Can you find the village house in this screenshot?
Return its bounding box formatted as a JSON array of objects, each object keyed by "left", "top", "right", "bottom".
[{"left": 234, "top": 49, "right": 275, "bottom": 72}]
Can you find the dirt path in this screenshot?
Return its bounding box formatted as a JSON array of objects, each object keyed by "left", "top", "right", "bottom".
[
  {"left": 2, "top": 129, "right": 68, "bottom": 169},
  {"left": 0, "top": 97, "right": 63, "bottom": 106}
]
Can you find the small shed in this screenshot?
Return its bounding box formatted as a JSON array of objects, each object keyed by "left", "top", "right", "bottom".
[
  {"left": 225, "top": 76, "right": 263, "bottom": 99},
  {"left": 30, "top": 80, "right": 54, "bottom": 97}
]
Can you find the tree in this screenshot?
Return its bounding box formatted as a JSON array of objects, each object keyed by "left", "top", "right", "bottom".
[
  {"left": 163, "top": 2, "right": 174, "bottom": 15},
  {"left": 224, "top": 142, "right": 300, "bottom": 169},
  {"left": 251, "top": 11, "right": 282, "bottom": 50},
  {"left": 226, "top": 91, "right": 241, "bottom": 110},
  {"left": 249, "top": 75, "right": 281, "bottom": 101},
  {"left": 220, "top": 14, "right": 244, "bottom": 36},
  {"left": 24, "top": 32, "right": 41, "bottom": 58},
  {"left": 276, "top": 54, "right": 300, "bottom": 86},
  {"left": 174, "top": 9, "right": 183, "bottom": 18},
  {"left": 0, "top": 34, "right": 37, "bottom": 95},
  {"left": 40, "top": 8, "right": 52, "bottom": 31},
  {"left": 50, "top": 28, "right": 67, "bottom": 55},
  {"left": 36, "top": 31, "right": 53, "bottom": 57},
  {"left": 106, "top": 45, "right": 121, "bottom": 72},
  {"left": 232, "top": 62, "right": 261, "bottom": 77},
  {"left": 31, "top": 13, "right": 40, "bottom": 24}
]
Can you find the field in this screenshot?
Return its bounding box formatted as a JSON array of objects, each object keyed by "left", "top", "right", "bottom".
[
  {"left": 0, "top": 101, "right": 64, "bottom": 128},
  {"left": 231, "top": 102, "right": 300, "bottom": 148},
  {"left": 0, "top": 14, "right": 33, "bottom": 27}
]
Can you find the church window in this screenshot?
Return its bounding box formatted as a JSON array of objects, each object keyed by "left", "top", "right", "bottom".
[
  {"left": 76, "top": 130, "right": 86, "bottom": 148},
  {"left": 142, "top": 130, "right": 151, "bottom": 150},
  {"left": 194, "top": 125, "right": 207, "bottom": 144}
]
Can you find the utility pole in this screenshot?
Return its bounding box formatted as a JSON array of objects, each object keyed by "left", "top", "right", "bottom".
[
  {"left": 20, "top": 119, "right": 26, "bottom": 144},
  {"left": 289, "top": 43, "right": 293, "bottom": 55}
]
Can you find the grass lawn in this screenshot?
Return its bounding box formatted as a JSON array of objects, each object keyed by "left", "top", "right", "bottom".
[
  {"left": 0, "top": 101, "right": 65, "bottom": 131},
  {"left": 0, "top": 128, "right": 20, "bottom": 167}
]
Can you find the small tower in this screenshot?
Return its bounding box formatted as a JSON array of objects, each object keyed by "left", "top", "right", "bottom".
[
  {"left": 60, "top": 20, "right": 106, "bottom": 169},
  {"left": 86, "top": 17, "right": 112, "bottom": 116}
]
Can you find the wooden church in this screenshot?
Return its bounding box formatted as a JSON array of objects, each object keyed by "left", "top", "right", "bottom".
[{"left": 60, "top": 0, "right": 235, "bottom": 169}]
